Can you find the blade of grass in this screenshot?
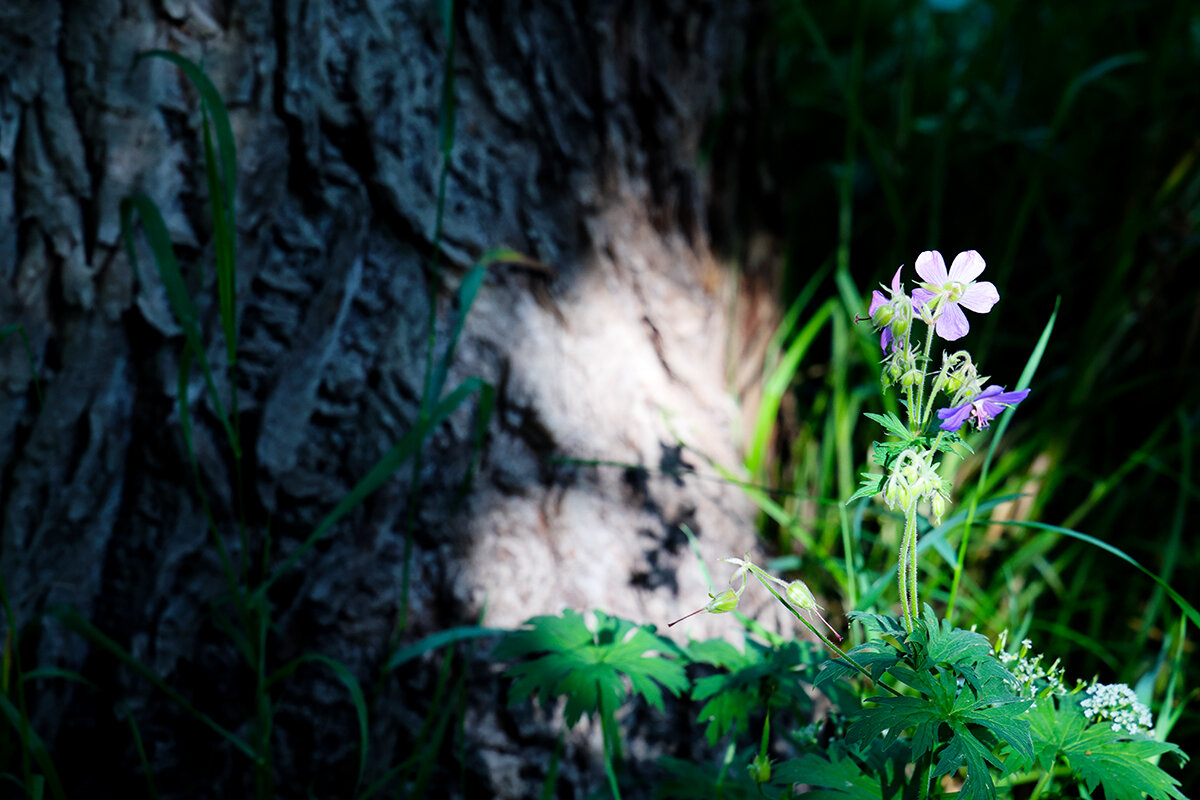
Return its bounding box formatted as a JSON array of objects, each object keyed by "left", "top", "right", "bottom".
[
  {"left": 946, "top": 299, "right": 1058, "bottom": 621},
  {"left": 47, "top": 606, "right": 258, "bottom": 762},
  {"left": 746, "top": 298, "right": 836, "bottom": 477},
  {"left": 122, "top": 706, "right": 159, "bottom": 800},
  {"left": 0, "top": 696, "right": 63, "bottom": 800},
  {"left": 266, "top": 654, "right": 369, "bottom": 792},
  {"left": 989, "top": 520, "right": 1200, "bottom": 630},
  {"left": 120, "top": 195, "right": 239, "bottom": 457},
  {"left": 385, "top": 626, "right": 506, "bottom": 673},
  {"left": 256, "top": 375, "right": 492, "bottom": 596}
]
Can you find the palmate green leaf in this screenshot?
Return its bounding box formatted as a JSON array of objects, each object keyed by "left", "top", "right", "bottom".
[
  {"left": 1024, "top": 693, "right": 1188, "bottom": 800},
  {"left": 848, "top": 673, "right": 1030, "bottom": 800},
  {"left": 493, "top": 610, "right": 688, "bottom": 728},
  {"left": 774, "top": 749, "right": 884, "bottom": 799},
  {"left": 815, "top": 611, "right": 908, "bottom": 690},
  {"left": 847, "top": 472, "right": 884, "bottom": 503},
  {"left": 687, "top": 637, "right": 816, "bottom": 745},
  {"left": 841, "top": 616, "right": 1033, "bottom": 800},
  {"left": 864, "top": 411, "right": 910, "bottom": 440},
  {"left": 657, "top": 749, "right": 764, "bottom": 800},
  {"left": 912, "top": 606, "right": 1016, "bottom": 690}
]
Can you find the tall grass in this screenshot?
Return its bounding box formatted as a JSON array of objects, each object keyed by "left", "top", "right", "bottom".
[{"left": 725, "top": 0, "right": 1199, "bottom": 785}]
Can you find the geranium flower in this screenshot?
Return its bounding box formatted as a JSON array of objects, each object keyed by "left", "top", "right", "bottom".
[
  {"left": 863, "top": 266, "right": 909, "bottom": 352},
  {"left": 937, "top": 385, "right": 1031, "bottom": 432},
  {"left": 911, "top": 250, "right": 999, "bottom": 341}
]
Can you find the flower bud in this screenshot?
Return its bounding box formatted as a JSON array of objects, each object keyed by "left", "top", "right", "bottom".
[
  {"left": 892, "top": 314, "right": 909, "bottom": 336},
  {"left": 786, "top": 580, "right": 818, "bottom": 611},
  {"left": 931, "top": 494, "right": 946, "bottom": 522},
  {"left": 747, "top": 754, "right": 772, "bottom": 783},
  {"left": 901, "top": 369, "right": 922, "bottom": 387},
  {"left": 871, "top": 304, "right": 894, "bottom": 327},
  {"left": 705, "top": 588, "right": 741, "bottom": 614}
]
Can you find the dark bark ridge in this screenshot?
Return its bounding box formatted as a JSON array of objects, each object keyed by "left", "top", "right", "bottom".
[{"left": 0, "top": 1, "right": 769, "bottom": 795}]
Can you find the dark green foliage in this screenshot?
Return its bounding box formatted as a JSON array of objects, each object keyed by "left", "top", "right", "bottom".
[
  {"left": 657, "top": 749, "right": 765, "bottom": 800},
  {"left": 774, "top": 745, "right": 892, "bottom": 799},
  {"left": 494, "top": 610, "right": 690, "bottom": 728},
  {"left": 820, "top": 607, "right": 1034, "bottom": 800},
  {"left": 1021, "top": 693, "right": 1188, "bottom": 800},
  {"left": 687, "top": 637, "right": 817, "bottom": 745}
]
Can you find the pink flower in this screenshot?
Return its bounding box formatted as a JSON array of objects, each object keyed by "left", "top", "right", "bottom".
[{"left": 911, "top": 250, "right": 999, "bottom": 341}]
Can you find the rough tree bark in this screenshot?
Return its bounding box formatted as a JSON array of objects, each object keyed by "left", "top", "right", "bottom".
[{"left": 0, "top": 1, "right": 780, "bottom": 796}]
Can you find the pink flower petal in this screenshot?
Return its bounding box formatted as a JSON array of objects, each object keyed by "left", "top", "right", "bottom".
[
  {"left": 948, "top": 250, "right": 986, "bottom": 283},
  {"left": 911, "top": 288, "right": 935, "bottom": 309},
  {"left": 915, "top": 250, "right": 948, "bottom": 285},
  {"left": 869, "top": 289, "right": 888, "bottom": 316},
  {"left": 959, "top": 281, "right": 999, "bottom": 313},
  {"left": 889, "top": 266, "right": 904, "bottom": 293},
  {"left": 935, "top": 302, "right": 969, "bottom": 341}
]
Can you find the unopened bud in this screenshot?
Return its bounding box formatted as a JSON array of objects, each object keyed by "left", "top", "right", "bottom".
[
  {"left": 705, "top": 588, "right": 741, "bottom": 614},
  {"left": 871, "top": 304, "right": 894, "bottom": 327},
  {"left": 786, "top": 580, "right": 818, "bottom": 611},
  {"left": 931, "top": 494, "right": 946, "bottom": 522},
  {"left": 748, "top": 754, "right": 772, "bottom": 783}
]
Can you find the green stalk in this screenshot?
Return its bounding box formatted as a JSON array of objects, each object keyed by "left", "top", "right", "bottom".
[
  {"left": 899, "top": 510, "right": 919, "bottom": 633},
  {"left": 912, "top": 319, "right": 938, "bottom": 433},
  {"left": 747, "top": 565, "right": 899, "bottom": 695}
]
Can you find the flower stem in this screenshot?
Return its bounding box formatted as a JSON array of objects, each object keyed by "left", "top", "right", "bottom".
[
  {"left": 899, "top": 509, "right": 919, "bottom": 633},
  {"left": 912, "top": 320, "right": 938, "bottom": 432}
]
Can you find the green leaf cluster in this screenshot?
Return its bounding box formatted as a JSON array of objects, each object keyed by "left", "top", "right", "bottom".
[
  {"left": 847, "top": 413, "right": 965, "bottom": 504},
  {"left": 1020, "top": 693, "right": 1188, "bottom": 800},
  {"left": 493, "top": 609, "right": 689, "bottom": 728},
  {"left": 687, "top": 637, "right": 818, "bottom": 746}
]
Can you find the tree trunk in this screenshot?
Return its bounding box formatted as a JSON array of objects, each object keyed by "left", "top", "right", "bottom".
[{"left": 0, "top": 0, "right": 775, "bottom": 796}]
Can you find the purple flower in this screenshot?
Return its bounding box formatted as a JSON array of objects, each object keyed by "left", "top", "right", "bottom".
[
  {"left": 864, "top": 266, "right": 907, "bottom": 352},
  {"left": 911, "top": 250, "right": 999, "bottom": 341},
  {"left": 937, "top": 386, "right": 1031, "bottom": 432}
]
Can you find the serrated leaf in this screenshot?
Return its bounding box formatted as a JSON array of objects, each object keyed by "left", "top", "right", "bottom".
[
  {"left": 774, "top": 750, "right": 884, "bottom": 798},
  {"left": 848, "top": 473, "right": 884, "bottom": 503},
  {"left": 1026, "top": 694, "right": 1188, "bottom": 800},
  {"left": 657, "top": 751, "right": 764, "bottom": 799},
  {"left": 864, "top": 412, "right": 911, "bottom": 440},
  {"left": 689, "top": 638, "right": 815, "bottom": 745},
  {"left": 494, "top": 610, "right": 688, "bottom": 728},
  {"left": 838, "top": 610, "right": 1033, "bottom": 800}
]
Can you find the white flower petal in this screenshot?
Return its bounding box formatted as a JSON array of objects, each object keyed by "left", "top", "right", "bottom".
[
  {"left": 915, "top": 250, "right": 948, "bottom": 285},
  {"left": 948, "top": 250, "right": 986, "bottom": 282}
]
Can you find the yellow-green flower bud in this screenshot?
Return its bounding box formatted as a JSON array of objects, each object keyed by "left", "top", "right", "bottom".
[
  {"left": 747, "top": 754, "right": 772, "bottom": 783},
  {"left": 786, "top": 580, "right": 819, "bottom": 611},
  {"left": 892, "top": 314, "right": 909, "bottom": 336},
  {"left": 931, "top": 494, "right": 946, "bottom": 521},
  {"left": 705, "top": 588, "right": 741, "bottom": 614},
  {"left": 871, "top": 304, "right": 894, "bottom": 327}
]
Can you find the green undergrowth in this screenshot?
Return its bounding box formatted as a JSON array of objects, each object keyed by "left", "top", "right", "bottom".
[{"left": 484, "top": 602, "right": 1189, "bottom": 799}]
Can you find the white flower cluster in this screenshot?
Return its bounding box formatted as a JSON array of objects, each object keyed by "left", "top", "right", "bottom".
[
  {"left": 1081, "top": 683, "right": 1154, "bottom": 735},
  {"left": 995, "top": 635, "right": 1068, "bottom": 698}
]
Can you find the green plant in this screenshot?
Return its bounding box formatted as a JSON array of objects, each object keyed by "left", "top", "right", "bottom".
[{"left": 493, "top": 610, "right": 690, "bottom": 799}]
